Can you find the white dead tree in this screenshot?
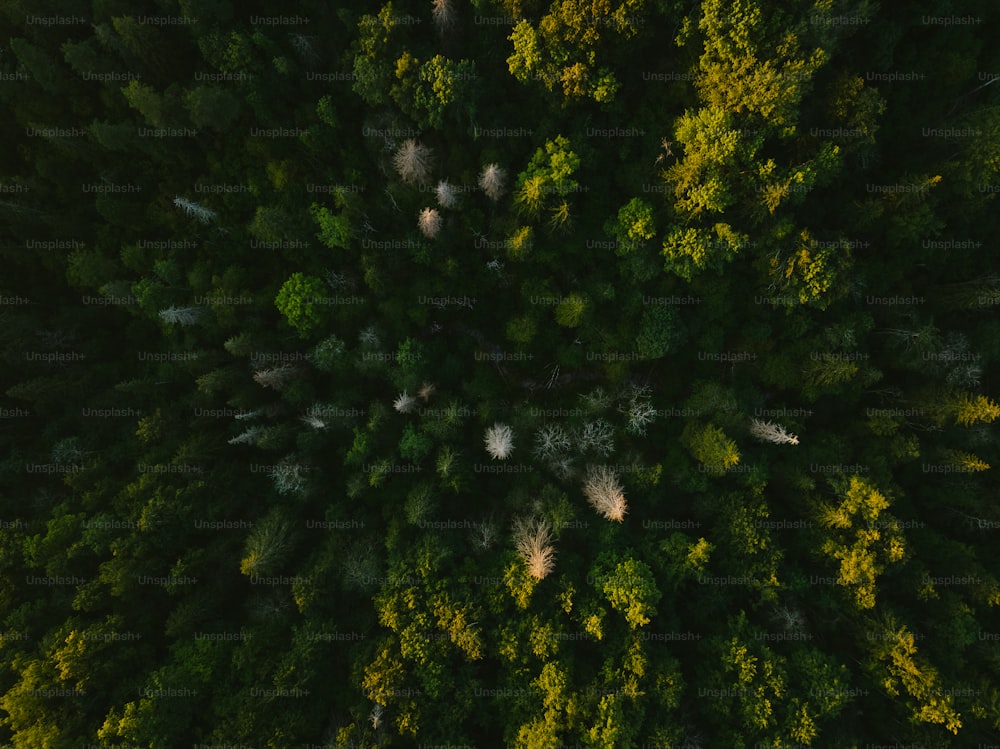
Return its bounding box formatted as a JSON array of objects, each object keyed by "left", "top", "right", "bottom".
[
  {"left": 392, "top": 139, "right": 434, "bottom": 184},
  {"left": 471, "top": 516, "right": 498, "bottom": 550},
  {"left": 576, "top": 419, "right": 615, "bottom": 456},
  {"left": 434, "top": 180, "right": 458, "bottom": 208},
  {"left": 484, "top": 423, "right": 514, "bottom": 460},
  {"left": 228, "top": 426, "right": 263, "bottom": 446},
  {"left": 431, "top": 0, "right": 455, "bottom": 31},
  {"left": 619, "top": 384, "right": 656, "bottom": 435},
  {"left": 748, "top": 417, "right": 800, "bottom": 445},
  {"left": 533, "top": 424, "right": 571, "bottom": 461},
  {"left": 582, "top": 465, "right": 628, "bottom": 522},
  {"left": 394, "top": 391, "right": 417, "bottom": 414},
  {"left": 173, "top": 196, "right": 216, "bottom": 223},
  {"left": 359, "top": 325, "right": 381, "bottom": 348},
  {"left": 417, "top": 207, "right": 443, "bottom": 238},
  {"left": 478, "top": 163, "right": 506, "bottom": 201},
  {"left": 512, "top": 515, "right": 556, "bottom": 579},
  {"left": 272, "top": 460, "right": 308, "bottom": 495},
  {"left": 159, "top": 306, "right": 204, "bottom": 326},
  {"left": 300, "top": 403, "right": 333, "bottom": 430},
  {"left": 252, "top": 363, "right": 300, "bottom": 391}
]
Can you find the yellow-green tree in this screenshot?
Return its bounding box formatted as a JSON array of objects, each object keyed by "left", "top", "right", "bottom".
[{"left": 817, "top": 477, "right": 906, "bottom": 609}]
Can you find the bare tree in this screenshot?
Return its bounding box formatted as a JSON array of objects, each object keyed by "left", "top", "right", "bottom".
[
  {"left": 173, "top": 196, "right": 216, "bottom": 223},
  {"left": 435, "top": 180, "right": 458, "bottom": 208},
  {"left": 582, "top": 465, "right": 628, "bottom": 522},
  {"left": 512, "top": 515, "right": 556, "bottom": 579},
  {"left": 252, "top": 363, "right": 301, "bottom": 391},
  {"left": 748, "top": 417, "right": 800, "bottom": 445},
  {"left": 417, "top": 207, "right": 443, "bottom": 238},
  {"left": 228, "top": 426, "right": 263, "bottom": 445},
  {"left": 484, "top": 423, "right": 514, "bottom": 460},
  {"left": 471, "top": 515, "right": 498, "bottom": 550},
  {"left": 418, "top": 382, "right": 436, "bottom": 401},
  {"left": 431, "top": 0, "right": 455, "bottom": 30},
  {"left": 533, "top": 424, "right": 571, "bottom": 461},
  {"left": 159, "top": 306, "right": 204, "bottom": 326},
  {"left": 576, "top": 419, "right": 615, "bottom": 456},
  {"left": 619, "top": 384, "right": 656, "bottom": 435},
  {"left": 478, "top": 163, "right": 506, "bottom": 201},
  {"left": 393, "top": 139, "right": 434, "bottom": 184},
  {"left": 394, "top": 391, "right": 417, "bottom": 414},
  {"left": 272, "top": 459, "right": 309, "bottom": 496}
]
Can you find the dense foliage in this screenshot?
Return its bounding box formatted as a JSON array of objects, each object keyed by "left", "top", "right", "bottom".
[{"left": 1, "top": 0, "right": 999, "bottom": 746}]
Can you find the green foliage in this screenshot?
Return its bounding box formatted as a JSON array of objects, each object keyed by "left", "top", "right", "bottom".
[
  {"left": 275, "top": 272, "right": 326, "bottom": 337},
  {"left": 681, "top": 422, "right": 741, "bottom": 475},
  {"left": 310, "top": 203, "right": 352, "bottom": 250},
  {"left": 635, "top": 304, "right": 683, "bottom": 360},
  {"left": 605, "top": 197, "right": 656, "bottom": 254}
]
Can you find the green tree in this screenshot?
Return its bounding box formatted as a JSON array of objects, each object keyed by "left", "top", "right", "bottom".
[
  {"left": 275, "top": 273, "right": 326, "bottom": 338},
  {"left": 681, "top": 422, "right": 740, "bottom": 475}
]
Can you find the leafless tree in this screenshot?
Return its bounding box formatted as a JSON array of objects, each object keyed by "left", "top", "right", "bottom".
[
  {"left": 485, "top": 423, "right": 514, "bottom": 459},
  {"left": 512, "top": 515, "right": 556, "bottom": 579},
  {"left": 417, "top": 207, "right": 443, "bottom": 238},
  {"left": 393, "top": 139, "right": 434, "bottom": 184},
  {"left": 478, "top": 163, "right": 506, "bottom": 201},
  {"left": 582, "top": 465, "right": 628, "bottom": 522},
  {"left": 748, "top": 417, "right": 800, "bottom": 445}
]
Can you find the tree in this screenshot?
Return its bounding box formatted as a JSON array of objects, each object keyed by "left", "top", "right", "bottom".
[
  {"left": 159, "top": 306, "right": 204, "bottom": 326},
  {"left": 311, "top": 203, "right": 352, "bottom": 250},
  {"left": 431, "top": 0, "right": 455, "bottom": 31},
  {"left": 394, "top": 391, "right": 417, "bottom": 414},
  {"left": 505, "top": 0, "right": 647, "bottom": 103},
  {"left": 512, "top": 516, "right": 556, "bottom": 580},
  {"left": 681, "top": 422, "right": 740, "bottom": 475},
  {"left": 748, "top": 418, "right": 799, "bottom": 445},
  {"left": 817, "top": 477, "right": 906, "bottom": 610},
  {"left": 605, "top": 198, "right": 656, "bottom": 254},
  {"left": 240, "top": 510, "right": 293, "bottom": 576},
  {"left": 582, "top": 465, "right": 627, "bottom": 522},
  {"left": 635, "top": 304, "right": 683, "bottom": 360},
  {"left": 661, "top": 222, "right": 748, "bottom": 281},
  {"left": 554, "top": 292, "right": 587, "bottom": 327},
  {"left": 173, "top": 196, "right": 217, "bottom": 224},
  {"left": 392, "top": 139, "right": 434, "bottom": 184},
  {"left": 434, "top": 180, "right": 457, "bottom": 209},
  {"left": 533, "top": 424, "right": 571, "bottom": 461},
  {"left": 592, "top": 556, "right": 661, "bottom": 628},
  {"left": 687, "top": 0, "right": 826, "bottom": 133},
  {"left": 514, "top": 136, "right": 580, "bottom": 219},
  {"left": 478, "top": 164, "right": 506, "bottom": 201},
  {"left": 275, "top": 273, "right": 325, "bottom": 337},
  {"left": 484, "top": 423, "right": 514, "bottom": 460},
  {"left": 185, "top": 85, "right": 240, "bottom": 131},
  {"left": 417, "top": 207, "right": 442, "bottom": 238}
]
